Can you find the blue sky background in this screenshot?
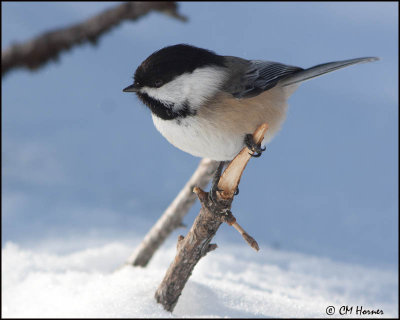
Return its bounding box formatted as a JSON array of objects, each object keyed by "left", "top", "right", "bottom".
[{"left": 2, "top": 2, "right": 398, "bottom": 268}]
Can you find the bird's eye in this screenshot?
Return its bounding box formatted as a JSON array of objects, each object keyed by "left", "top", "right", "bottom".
[{"left": 154, "top": 79, "right": 163, "bottom": 88}]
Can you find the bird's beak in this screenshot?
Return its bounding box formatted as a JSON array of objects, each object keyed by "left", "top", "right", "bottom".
[{"left": 123, "top": 83, "right": 140, "bottom": 93}]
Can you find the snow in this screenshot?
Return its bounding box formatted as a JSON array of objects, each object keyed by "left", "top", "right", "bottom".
[{"left": 2, "top": 241, "right": 397, "bottom": 318}]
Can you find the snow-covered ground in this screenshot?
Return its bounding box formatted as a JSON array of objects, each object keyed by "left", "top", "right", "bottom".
[{"left": 2, "top": 240, "right": 397, "bottom": 318}]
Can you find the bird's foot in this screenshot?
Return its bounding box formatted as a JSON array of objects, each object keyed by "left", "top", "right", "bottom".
[
  {"left": 244, "top": 133, "right": 266, "bottom": 158},
  {"left": 209, "top": 161, "right": 225, "bottom": 203},
  {"left": 209, "top": 161, "right": 239, "bottom": 203}
]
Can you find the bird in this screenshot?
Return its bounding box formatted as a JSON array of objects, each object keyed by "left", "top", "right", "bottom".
[{"left": 123, "top": 44, "right": 378, "bottom": 165}]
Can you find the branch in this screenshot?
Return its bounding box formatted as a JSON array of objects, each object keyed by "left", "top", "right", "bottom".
[
  {"left": 217, "top": 123, "right": 268, "bottom": 199},
  {"left": 154, "top": 123, "right": 268, "bottom": 312},
  {"left": 125, "top": 158, "right": 219, "bottom": 267},
  {"left": 1, "top": 2, "right": 186, "bottom": 76}
]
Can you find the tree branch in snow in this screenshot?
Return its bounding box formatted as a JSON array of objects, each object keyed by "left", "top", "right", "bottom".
[
  {"left": 154, "top": 123, "right": 268, "bottom": 312},
  {"left": 1, "top": 1, "right": 186, "bottom": 76},
  {"left": 124, "top": 158, "right": 220, "bottom": 267}
]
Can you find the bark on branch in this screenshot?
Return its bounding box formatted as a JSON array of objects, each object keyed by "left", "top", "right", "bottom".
[
  {"left": 155, "top": 123, "right": 268, "bottom": 312},
  {"left": 2, "top": 1, "right": 186, "bottom": 76},
  {"left": 125, "top": 158, "right": 219, "bottom": 267}
]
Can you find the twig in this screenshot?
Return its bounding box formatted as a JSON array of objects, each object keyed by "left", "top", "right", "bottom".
[
  {"left": 2, "top": 2, "right": 186, "bottom": 76},
  {"left": 155, "top": 123, "right": 268, "bottom": 312},
  {"left": 219, "top": 210, "right": 259, "bottom": 251},
  {"left": 125, "top": 158, "right": 219, "bottom": 267},
  {"left": 232, "top": 221, "right": 259, "bottom": 251}
]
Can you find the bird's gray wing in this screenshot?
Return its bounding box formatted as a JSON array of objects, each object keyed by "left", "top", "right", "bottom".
[
  {"left": 223, "top": 58, "right": 303, "bottom": 99},
  {"left": 223, "top": 56, "right": 378, "bottom": 99}
]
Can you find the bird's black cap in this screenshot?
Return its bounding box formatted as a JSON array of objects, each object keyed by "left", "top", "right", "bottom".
[{"left": 132, "top": 44, "right": 225, "bottom": 89}]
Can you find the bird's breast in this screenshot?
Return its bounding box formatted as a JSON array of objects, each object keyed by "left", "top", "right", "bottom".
[
  {"left": 152, "top": 112, "right": 242, "bottom": 161},
  {"left": 151, "top": 86, "right": 296, "bottom": 161}
]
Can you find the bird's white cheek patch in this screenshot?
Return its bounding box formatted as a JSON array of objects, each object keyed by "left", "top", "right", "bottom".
[{"left": 141, "top": 66, "right": 227, "bottom": 110}]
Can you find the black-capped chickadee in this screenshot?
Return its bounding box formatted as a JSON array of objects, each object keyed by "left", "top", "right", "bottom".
[{"left": 123, "top": 44, "right": 378, "bottom": 161}]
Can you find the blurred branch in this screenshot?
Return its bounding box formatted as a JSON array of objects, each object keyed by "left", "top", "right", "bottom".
[
  {"left": 124, "top": 158, "right": 219, "bottom": 267},
  {"left": 154, "top": 123, "right": 267, "bottom": 312},
  {"left": 1, "top": 1, "right": 187, "bottom": 76}
]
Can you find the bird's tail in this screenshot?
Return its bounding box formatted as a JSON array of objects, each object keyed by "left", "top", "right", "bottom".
[{"left": 279, "top": 57, "right": 379, "bottom": 87}]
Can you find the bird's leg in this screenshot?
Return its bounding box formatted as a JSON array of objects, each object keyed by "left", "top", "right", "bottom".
[
  {"left": 209, "top": 161, "right": 225, "bottom": 203},
  {"left": 244, "top": 133, "right": 266, "bottom": 158},
  {"left": 209, "top": 161, "right": 239, "bottom": 203}
]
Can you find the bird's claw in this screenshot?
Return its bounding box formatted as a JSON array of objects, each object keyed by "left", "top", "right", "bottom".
[
  {"left": 208, "top": 161, "right": 240, "bottom": 203},
  {"left": 209, "top": 184, "right": 222, "bottom": 203},
  {"left": 209, "top": 161, "right": 225, "bottom": 203},
  {"left": 245, "top": 133, "right": 266, "bottom": 158}
]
